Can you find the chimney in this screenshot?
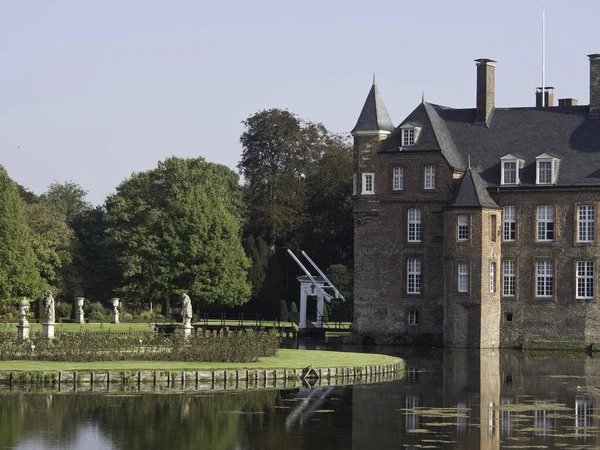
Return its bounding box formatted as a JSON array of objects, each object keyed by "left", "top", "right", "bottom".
[
  {"left": 475, "top": 58, "right": 496, "bottom": 123},
  {"left": 589, "top": 54, "right": 600, "bottom": 116},
  {"left": 558, "top": 98, "right": 578, "bottom": 107},
  {"left": 536, "top": 87, "right": 554, "bottom": 108}
]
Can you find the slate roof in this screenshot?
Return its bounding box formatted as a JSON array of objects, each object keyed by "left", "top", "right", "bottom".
[
  {"left": 447, "top": 167, "right": 499, "bottom": 208},
  {"left": 382, "top": 103, "right": 600, "bottom": 187},
  {"left": 352, "top": 83, "right": 395, "bottom": 134}
]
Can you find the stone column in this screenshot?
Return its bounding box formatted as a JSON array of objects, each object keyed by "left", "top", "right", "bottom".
[
  {"left": 316, "top": 293, "right": 324, "bottom": 328},
  {"left": 111, "top": 298, "right": 120, "bottom": 324},
  {"left": 299, "top": 283, "right": 308, "bottom": 329},
  {"left": 17, "top": 298, "right": 30, "bottom": 340},
  {"left": 75, "top": 297, "right": 85, "bottom": 324}
]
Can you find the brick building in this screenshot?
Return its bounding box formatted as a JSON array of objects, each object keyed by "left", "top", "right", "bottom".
[{"left": 352, "top": 54, "right": 600, "bottom": 348}]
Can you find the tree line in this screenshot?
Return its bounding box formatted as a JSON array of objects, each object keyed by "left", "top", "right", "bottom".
[{"left": 0, "top": 108, "right": 353, "bottom": 319}]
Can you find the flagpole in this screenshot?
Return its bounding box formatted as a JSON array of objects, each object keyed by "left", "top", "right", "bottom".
[{"left": 542, "top": 7, "right": 546, "bottom": 107}]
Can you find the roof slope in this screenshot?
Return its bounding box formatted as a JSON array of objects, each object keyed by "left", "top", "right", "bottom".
[
  {"left": 352, "top": 83, "right": 394, "bottom": 134},
  {"left": 448, "top": 167, "right": 499, "bottom": 208},
  {"left": 383, "top": 102, "right": 600, "bottom": 187}
]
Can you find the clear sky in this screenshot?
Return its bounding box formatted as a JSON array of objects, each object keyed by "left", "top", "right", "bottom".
[{"left": 1, "top": 0, "right": 599, "bottom": 205}]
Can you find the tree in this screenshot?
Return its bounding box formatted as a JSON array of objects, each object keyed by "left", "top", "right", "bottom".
[
  {"left": 238, "top": 109, "right": 353, "bottom": 313},
  {"left": 0, "top": 166, "right": 44, "bottom": 304},
  {"left": 104, "top": 157, "right": 251, "bottom": 311},
  {"left": 303, "top": 138, "right": 353, "bottom": 268},
  {"left": 239, "top": 109, "right": 315, "bottom": 246},
  {"left": 22, "top": 203, "right": 77, "bottom": 295},
  {"left": 41, "top": 181, "right": 91, "bottom": 222},
  {"left": 16, "top": 183, "right": 39, "bottom": 204}
]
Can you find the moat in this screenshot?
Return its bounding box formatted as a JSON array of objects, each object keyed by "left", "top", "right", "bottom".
[{"left": 3, "top": 346, "right": 600, "bottom": 449}]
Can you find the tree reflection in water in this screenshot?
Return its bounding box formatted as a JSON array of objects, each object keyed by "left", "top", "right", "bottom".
[{"left": 4, "top": 348, "right": 600, "bottom": 449}]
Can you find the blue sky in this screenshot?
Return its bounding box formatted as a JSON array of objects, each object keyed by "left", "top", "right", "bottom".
[{"left": 1, "top": 0, "right": 599, "bottom": 205}]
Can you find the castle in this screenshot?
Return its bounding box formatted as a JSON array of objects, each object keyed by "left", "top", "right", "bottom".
[{"left": 352, "top": 54, "right": 600, "bottom": 348}]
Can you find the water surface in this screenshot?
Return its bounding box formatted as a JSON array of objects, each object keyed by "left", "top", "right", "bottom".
[{"left": 3, "top": 347, "right": 600, "bottom": 449}]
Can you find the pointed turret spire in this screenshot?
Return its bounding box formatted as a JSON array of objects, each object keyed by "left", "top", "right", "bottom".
[{"left": 351, "top": 77, "right": 394, "bottom": 135}]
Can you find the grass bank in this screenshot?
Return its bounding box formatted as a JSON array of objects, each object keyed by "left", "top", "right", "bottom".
[{"left": 0, "top": 349, "right": 401, "bottom": 372}]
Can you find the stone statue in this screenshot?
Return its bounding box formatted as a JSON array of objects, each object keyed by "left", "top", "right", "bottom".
[
  {"left": 76, "top": 297, "right": 85, "bottom": 324},
  {"left": 17, "top": 297, "right": 31, "bottom": 340},
  {"left": 181, "top": 293, "right": 192, "bottom": 326},
  {"left": 111, "top": 298, "right": 120, "bottom": 324},
  {"left": 18, "top": 298, "right": 30, "bottom": 325},
  {"left": 44, "top": 290, "right": 55, "bottom": 324}
]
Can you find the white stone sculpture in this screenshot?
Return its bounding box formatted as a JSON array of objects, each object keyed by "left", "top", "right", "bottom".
[
  {"left": 17, "top": 297, "right": 30, "bottom": 340},
  {"left": 76, "top": 297, "right": 85, "bottom": 324},
  {"left": 42, "top": 290, "right": 55, "bottom": 339},
  {"left": 111, "top": 298, "right": 120, "bottom": 324},
  {"left": 180, "top": 293, "right": 193, "bottom": 337}
]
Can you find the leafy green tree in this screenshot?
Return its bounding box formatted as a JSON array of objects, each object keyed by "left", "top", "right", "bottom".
[
  {"left": 279, "top": 299, "right": 288, "bottom": 322},
  {"left": 104, "top": 157, "right": 251, "bottom": 310},
  {"left": 0, "top": 166, "right": 44, "bottom": 304},
  {"left": 41, "top": 181, "right": 91, "bottom": 222},
  {"left": 22, "top": 203, "right": 77, "bottom": 296},
  {"left": 16, "top": 183, "right": 39, "bottom": 204},
  {"left": 239, "top": 109, "right": 353, "bottom": 313},
  {"left": 70, "top": 206, "right": 116, "bottom": 304},
  {"left": 303, "top": 139, "right": 353, "bottom": 269},
  {"left": 243, "top": 234, "right": 271, "bottom": 300},
  {"left": 239, "top": 109, "right": 317, "bottom": 246}
]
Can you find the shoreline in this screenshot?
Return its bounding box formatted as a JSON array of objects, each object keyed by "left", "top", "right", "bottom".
[{"left": 0, "top": 349, "right": 404, "bottom": 391}]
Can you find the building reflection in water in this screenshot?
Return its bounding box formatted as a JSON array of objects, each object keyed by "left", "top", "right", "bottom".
[
  {"left": 352, "top": 347, "right": 600, "bottom": 449},
  {"left": 4, "top": 347, "right": 600, "bottom": 449}
]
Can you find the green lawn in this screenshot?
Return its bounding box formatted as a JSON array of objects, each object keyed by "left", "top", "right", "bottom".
[{"left": 0, "top": 349, "right": 401, "bottom": 372}]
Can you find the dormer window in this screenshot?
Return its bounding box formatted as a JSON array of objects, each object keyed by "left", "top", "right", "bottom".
[
  {"left": 400, "top": 123, "right": 421, "bottom": 147},
  {"left": 535, "top": 154, "right": 558, "bottom": 185},
  {"left": 500, "top": 154, "right": 523, "bottom": 185},
  {"left": 403, "top": 129, "right": 415, "bottom": 146}
]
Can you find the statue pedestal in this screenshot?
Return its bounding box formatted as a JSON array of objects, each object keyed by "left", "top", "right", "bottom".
[
  {"left": 17, "top": 323, "right": 30, "bottom": 340},
  {"left": 75, "top": 311, "right": 85, "bottom": 324},
  {"left": 42, "top": 322, "right": 55, "bottom": 339},
  {"left": 112, "top": 312, "right": 119, "bottom": 324},
  {"left": 177, "top": 324, "right": 193, "bottom": 338}
]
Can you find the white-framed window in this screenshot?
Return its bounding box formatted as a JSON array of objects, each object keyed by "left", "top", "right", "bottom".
[
  {"left": 501, "top": 160, "right": 518, "bottom": 185},
  {"left": 408, "top": 310, "right": 418, "bottom": 326},
  {"left": 490, "top": 262, "right": 496, "bottom": 293},
  {"left": 577, "top": 261, "right": 594, "bottom": 299},
  {"left": 536, "top": 205, "right": 555, "bottom": 241},
  {"left": 537, "top": 160, "right": 553, "bottom": 184},
  {"left": 457, "top": 214, "right": 469, "bottom": 241},
  {"left": 577, "top": 205, "right": 595, "bottom": 243},
  {"left": 490, "top": 214, "right": 497, "bottom": 242},
  {"left": 408, "top": 208, "right": 422, "bottom": 242},
  {"left": 424, "top": 166, "right": 435, "bottom": 190},
  {"left": 352, "top": 174, "right": 357, "bottom": 195},
  {"left": 458, "top": 262, "right": 469, "bottom": 293},
  {"left": 402, "top": 128, "right": 415, "bottom": 146},
  {"left": 535, "top": 154, "right": 558, "bottom": 185},
  {"left": 392, "top": 167, "right": 404, "bottom": 191},
  {"left": 502, "top": 260, "right": 516, "bottom": 297},
  {"left": 407, "top": 258, "right": 421, "bottom": 294},
  {"left": 361, "top": 173, "right": 374, "bottom": 195},
  {"left": 503, "top": 206, "right": 516, "bottom": 241},
  {"left": 536, "top": 260, "right": 554, "bottom": 298}
]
